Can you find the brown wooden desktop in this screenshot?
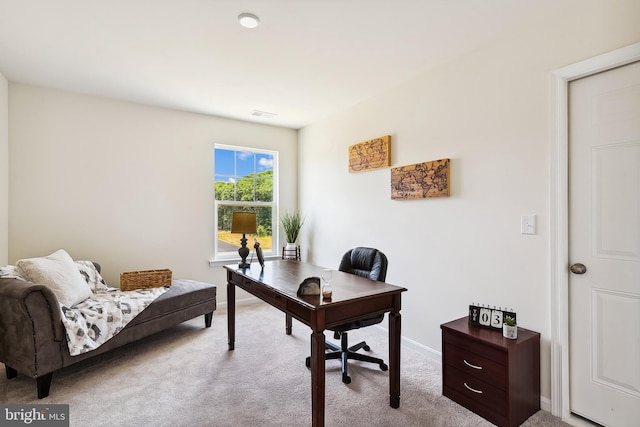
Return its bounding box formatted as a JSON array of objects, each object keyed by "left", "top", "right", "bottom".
[{"left": 224, "top": 259, "right": 407, "bottom": 427}]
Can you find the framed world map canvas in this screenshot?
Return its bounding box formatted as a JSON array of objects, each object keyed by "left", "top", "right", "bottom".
[
  {"left": 348, "top": 135, "right": 391, "bottom": 173},
  {"left": 391, "top": 158, "right": 450, "bottom": 199}
]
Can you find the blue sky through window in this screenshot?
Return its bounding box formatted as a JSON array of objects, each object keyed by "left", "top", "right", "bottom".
[{"left": 214, "top": 148, "right": 273, "bottom": 182}]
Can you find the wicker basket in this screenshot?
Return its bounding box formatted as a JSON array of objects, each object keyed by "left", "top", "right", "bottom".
[{"left": 120, "top": 269, "right": 172, "bottom": 291}]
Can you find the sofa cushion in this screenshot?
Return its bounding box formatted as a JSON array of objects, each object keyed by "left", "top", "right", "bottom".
[
  {"left": 16, "top": 249, "right": 92, "bottom": 307},
  {"left": 126, "top": 279, "right": 216, "bottom": 327}
]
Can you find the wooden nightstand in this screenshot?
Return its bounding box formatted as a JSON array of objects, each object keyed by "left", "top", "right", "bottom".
[{"left": 441, "top": 317, "right": 540, "bottom": 427}]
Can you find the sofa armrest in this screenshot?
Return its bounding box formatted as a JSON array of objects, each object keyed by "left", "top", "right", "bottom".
[{"left": 0, "top": 278, "right": 64, "bottom": 377}]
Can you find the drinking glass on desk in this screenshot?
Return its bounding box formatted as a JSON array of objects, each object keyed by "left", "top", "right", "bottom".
[{"left": 321, "top": 269, "right": 333, "bottom": 299}]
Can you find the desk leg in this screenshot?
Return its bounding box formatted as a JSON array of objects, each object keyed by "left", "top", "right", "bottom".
[
  {"left": 310, "top": 330, "right": 325, "bottom": 427},
  {"left": 285, "top": 314, "right": 292, "bottom": 335},
  {"left": 389, "top": 311, "right": 401, "bottom": 408},
  {"left": 227, "top": 282, "right": 235, "bottom": 351}
]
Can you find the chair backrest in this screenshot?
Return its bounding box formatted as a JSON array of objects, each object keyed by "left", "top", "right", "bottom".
[{"left": 338, "top": 247, "right": 388, "bottom": 282}]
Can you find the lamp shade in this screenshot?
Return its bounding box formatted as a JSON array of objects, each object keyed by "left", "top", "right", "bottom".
[{"left": 231, "top": 212, "right": 257, "bottom": 234}]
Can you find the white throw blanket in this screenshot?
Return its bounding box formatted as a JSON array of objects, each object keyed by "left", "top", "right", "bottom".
[
  {"left": 1, "top": 261, "right": 168, "bottom": 356},
  {"left": 62, "top": 261, "right": 169, "bottom": 355}
]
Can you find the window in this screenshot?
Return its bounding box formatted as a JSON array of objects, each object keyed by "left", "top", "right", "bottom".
[{"left": 214, "top": 145, "right": 277, "bottom": 259}]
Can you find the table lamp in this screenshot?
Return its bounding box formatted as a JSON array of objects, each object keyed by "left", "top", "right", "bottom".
[{"left": 231, "top": 212, "right": 257, "bottom": 268}]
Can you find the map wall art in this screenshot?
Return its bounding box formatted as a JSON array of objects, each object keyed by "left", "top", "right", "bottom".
[
  {"left": 348, "top": 135, "right": 391, "bottom": 173},
  {"left": 391, "top": 158, "right": 450, "bottom": 199}
]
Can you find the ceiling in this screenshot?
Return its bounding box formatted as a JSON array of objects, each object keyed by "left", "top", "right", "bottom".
[{"left": 0, "top": 1, "right": 562, "bottom": 129}]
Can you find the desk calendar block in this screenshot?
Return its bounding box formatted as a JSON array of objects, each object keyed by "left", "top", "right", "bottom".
[{"left": 468, "top": 304, "right": 516, "bottom": 330}]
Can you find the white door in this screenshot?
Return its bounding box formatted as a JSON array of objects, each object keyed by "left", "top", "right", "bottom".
[{"left": 569, "top": 60, "right": 640, "bottom": 427}]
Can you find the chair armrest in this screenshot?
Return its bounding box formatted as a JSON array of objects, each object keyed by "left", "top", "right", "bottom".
[{"left": 0, "top": 278, "right": 64, "bottom": 377}]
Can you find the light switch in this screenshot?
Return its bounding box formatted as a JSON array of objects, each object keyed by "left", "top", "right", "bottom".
[{"left": 521, "top": 215, "right": 536, "bottom": 235}]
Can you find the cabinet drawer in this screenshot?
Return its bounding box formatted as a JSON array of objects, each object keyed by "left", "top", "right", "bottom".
[
  {"left": 444, "top": 330, "right": 505, "bottom": 365},
  {"left": 231, "top": 274, "right": 288, "bottom": 311},
  {"left": 444, "top": 342, "right": 506, "bottom": 390},
  {"left": 444, "top": 365, "right": 506, "bottom": 416}
]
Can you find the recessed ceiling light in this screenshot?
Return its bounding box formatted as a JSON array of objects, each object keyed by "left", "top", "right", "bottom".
[{"left": 238, "top": 13, "right": 260, "bottom": 29}]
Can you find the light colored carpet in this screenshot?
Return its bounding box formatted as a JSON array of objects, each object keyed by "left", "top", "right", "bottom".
[{"left": 1, "top": 301, "right": 570, "bottom": 427}]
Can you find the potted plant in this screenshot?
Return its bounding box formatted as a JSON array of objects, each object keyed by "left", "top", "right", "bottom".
[
  {"left": 280, "top": 210, "right": 305, "bottom": 251},
  {"left": 503, "top": 315, "right": 518, "bottom": 339}
]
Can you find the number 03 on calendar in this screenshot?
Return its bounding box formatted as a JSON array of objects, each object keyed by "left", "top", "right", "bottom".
[{"left": 468, "top": 304, "right": 516, "bottom": 330}]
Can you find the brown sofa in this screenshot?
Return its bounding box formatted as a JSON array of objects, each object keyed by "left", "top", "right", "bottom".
[{"left": 0, "top": 265, "right": 216, "bottom": 398}]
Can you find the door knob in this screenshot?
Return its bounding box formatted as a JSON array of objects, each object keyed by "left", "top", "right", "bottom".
[{"left": 570, "top": 263, "right": 587, "bottom": 274}]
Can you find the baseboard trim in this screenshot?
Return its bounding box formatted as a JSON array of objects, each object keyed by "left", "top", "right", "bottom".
[{"left": 399, "top": 332, "right": 442, "bottom": 364}]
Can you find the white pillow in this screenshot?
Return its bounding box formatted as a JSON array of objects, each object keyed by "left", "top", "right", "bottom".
[{"left": 16, "top": 249, "right": 93, "bottom": 307}]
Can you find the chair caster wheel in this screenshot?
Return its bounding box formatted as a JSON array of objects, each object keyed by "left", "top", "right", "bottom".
[
  {"left": 380, "top": 363, "right": 388, "bottom": 371},
  {"left": 342, "top": 374, "right": 352, "bottom": 384},
  {"left": 305, "top": 357, "right": 311, "bottom": 368}
]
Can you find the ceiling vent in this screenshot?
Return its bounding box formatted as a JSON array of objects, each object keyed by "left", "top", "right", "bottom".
[{"left": 250, "top": 110, "right": 277, "bottom": 119}]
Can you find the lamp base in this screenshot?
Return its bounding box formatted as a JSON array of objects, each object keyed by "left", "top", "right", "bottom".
[{"left": 238, "top": 233, "right": 250, "bottom": 269}]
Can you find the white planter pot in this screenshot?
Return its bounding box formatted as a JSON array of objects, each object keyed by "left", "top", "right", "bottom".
[
  {"left": 283, "top": 242, "right": 299, "bottom": 260},
  {"left": 503, "top": 324, "right": 518, "bottom": 340}
]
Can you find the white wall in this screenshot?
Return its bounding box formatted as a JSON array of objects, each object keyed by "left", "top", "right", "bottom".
[
  {"left": 8, "top": 84, "right": 297, "bottom": 290},
  {"left": 0, "top": 72, "right": 7, "bottom": 265},
  {"left": 298, "top": 0, "right": 640, "bottom": 403}
]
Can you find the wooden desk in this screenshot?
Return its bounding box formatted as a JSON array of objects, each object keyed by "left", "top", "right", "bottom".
[{"left": 224, "top": 260, "right": 407, "bottom": 427}]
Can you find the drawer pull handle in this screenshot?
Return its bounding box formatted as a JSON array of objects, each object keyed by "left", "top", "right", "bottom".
[
  {"left": 464, "top": 382, "right": 483, "bottom": 394},
  {"left": 463, "top": 359, "right": 483, "bottom": 370}
]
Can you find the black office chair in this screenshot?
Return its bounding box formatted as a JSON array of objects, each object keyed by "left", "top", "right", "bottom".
[{"left": 306, "top": 247, "right": 389, "bottom": 384}]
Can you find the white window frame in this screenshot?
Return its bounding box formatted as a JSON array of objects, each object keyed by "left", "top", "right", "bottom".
[{"left": 212, "top": 144, "right": 279, "bottom": 263}]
